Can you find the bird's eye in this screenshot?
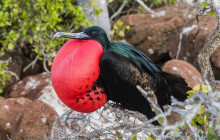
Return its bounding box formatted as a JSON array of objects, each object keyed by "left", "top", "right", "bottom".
[{"left": 91, "top": 31, "right": 97, "bottom": 36}]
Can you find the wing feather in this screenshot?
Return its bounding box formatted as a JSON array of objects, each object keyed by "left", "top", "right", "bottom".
[{"left": 110, "top": 42, "right": 163, "bottom": 78}]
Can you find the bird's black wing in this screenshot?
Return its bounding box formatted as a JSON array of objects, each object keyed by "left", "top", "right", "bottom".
[
  {"left": 109, "top": 42, "right": 172, "bottom": 107},
  {"left": 99, "top": 50, "right": 159, "bottom": 125},
  {"left": 109, "top": 42, "right": 163, "bottom": 79}
]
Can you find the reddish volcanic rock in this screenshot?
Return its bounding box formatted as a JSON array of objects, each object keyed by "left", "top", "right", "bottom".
[
  {"left": 8, "top": 72, "right": 51, "bottom": 100},
  {"left": 119, "top": 3, "right": 199, "bottom": 63},
  {"left": 169, "top": 15, "right": 218, "bottom": 65},
  {"left": 120, "top": 14, "right": 185, "bottom": 63},
  {"left": 11, "top": 100, "right": 57, "bottom": 140},
  {"left": 162, "top": 59, "right": 202, "bottom": 88},
  {"left": 8, "top": 72, "right": 71, "bottom": 116},
  {"left": 0, "top": 97, "right": 32, "bottom": 137},
  {"left": 169, "top": 14, "right": 220, "bottom": 79}
]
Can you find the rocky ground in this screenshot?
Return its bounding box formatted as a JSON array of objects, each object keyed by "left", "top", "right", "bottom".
[{"left": 0, "top": 2, "right": 220, "bottom": 139}]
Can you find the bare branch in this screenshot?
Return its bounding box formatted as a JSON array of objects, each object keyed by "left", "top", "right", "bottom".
[
  {"left": 4, "top": 70, "right": 19, "bottom": 81},
  {"left": 23, "top": 56, "right": 38, "bottom": 72},
  {"left": 136, "top": 0, "right": 155, "bottom": 15},
  {"left": 110, "top": 0, "right": 128, "bottom": 20},
  {"left": 0, "top": 57, "right": 11, "bottom": 63},
  {"left": 43, "top": 58, "right": 50, "bottom": 73},
  {"left": 50, "top": 88, "right": 220, "bottom": 139}
]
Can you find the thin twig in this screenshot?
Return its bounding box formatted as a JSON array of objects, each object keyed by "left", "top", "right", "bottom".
[
  {"left": 0, "top": 57, "right": 11, "bottom": 63},
  {"left": 110, "top": 0, "right": 128, "bottom": 20},
  {"left": 136, "top": 0, "right": 155, "bottom": 15},
  {"left": 23, "top": 56, "right": 38, "bottom": 72},
  {"left": 43, "top": 58, "right": 50, "bottom": 73},
  {"left": 4, "top": 70, "right": 19, "bottom": 81},
  {"left": 50, "top": 89, "right": 220, "bottom": 139}
]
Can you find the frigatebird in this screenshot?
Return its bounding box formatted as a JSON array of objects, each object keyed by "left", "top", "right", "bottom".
[{"left": 51, "top": 26, "right": 191, "bottom": 125}]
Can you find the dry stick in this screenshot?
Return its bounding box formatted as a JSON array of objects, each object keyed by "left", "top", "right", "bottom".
[
  {"left": 23, "top": 56, "right": 38, "bottom": 72},
  {"left": 136, "top": 0, "right": 155, "bottom": 15},
  {"left": 198, "top": 1, "right": 220, "bottom": 90},
  {"left": 0, "top": 57, "right": 11, "bottom": 63},
  {"left": 50, "top": 110, "right": 73, "bottom": 139},
  {"left": 43, "top": 58, "right": 50, "bottom": 73},
  {"left": 4, "top": 70, "right": 19, "bottom": 81},
  {"left": 110, "top": 0, "right": 128, "bottom": 20},
  {"left": 49, "top": 90, "right": 220, "bottom": 139}
]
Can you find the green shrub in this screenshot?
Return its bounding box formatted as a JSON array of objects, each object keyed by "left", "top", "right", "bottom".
[
  {"left": 0, "top": 0, "right": 93, "bottom": 64},
  {"left": 109, "top": 20, "right": 130, "bottom": 41},
  {"left": 0, "top": 49, "right": 11, "bottom": 93},
  {"left": 0, "top": 0, "right": 101, "bottom": 93}
]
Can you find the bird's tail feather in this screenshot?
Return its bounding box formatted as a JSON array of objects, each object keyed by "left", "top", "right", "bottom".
[{"left": 163, "top": 72, "right": 191, "bottom": 102}]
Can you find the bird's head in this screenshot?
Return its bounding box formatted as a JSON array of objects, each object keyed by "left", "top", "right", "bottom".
[{"left": 54, "top": 26, "right": 110, "bottom": 50}]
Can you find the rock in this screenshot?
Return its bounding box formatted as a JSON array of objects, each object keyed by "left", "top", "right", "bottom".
[
  {"left": 11, "top": 100, "right": 58, "bottom": 140},
  {"left": 162, "top": 59, "right": 202, "bottom": 88},
  {"left": 169, "top": 14, "right": 220, "bottom": 78},
  {"left": 8, "top": 71, "right": 71, "bottom": 115},
  {"left": 8, "top": 72, "right": 50, "bottom": 100},
  {"left": 8, "top": 72, "right": 70, "bottom": 114},
  {"left": 0, "top": 129, "right": 8, "bottom": 140},
  {"left": 119, "top": 3, "right": 199, "bottom": 63},
  {"left": 3, "top": 72, "right": 72, "bottom": 139},
  {"left": 9, "top": 72, "right": 71, "bottom": 115},
  {"left": 0, "top": 97, "right": 32, "bottom": 137},
  {"left": 0, "top": 51, "right": 41, "bottom": 92},
  {"left": 38, "top": 84, "right": 70, "bottom": 116},
  {"left": 211, "top": 47, "right": 220, "bottom": 69}
]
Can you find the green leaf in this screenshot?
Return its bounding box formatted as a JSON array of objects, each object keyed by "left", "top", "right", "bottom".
[
  {"left": 145, "top": 136, "right": 154, "bottom": 140},
  {"left": 207, "top": 127, "right": 219, "bottom": 140},
  {"left": 130, "top": 134, "right": 137, "bottom": 140},
  {"left": 0, "top": 88, "right": 3, "bottom": 93},
  {"left": 201, "top": 2, "right": 209, "bottom": 7},
  {"left": 115, "top": 131, "right": 122, "bottom": 140},
  {"left": 201, "top": 85, "right": 210, "bottom": 94},
  {"left": 8, "top": 43, "right": 14, "bottom": 50},
  {"left": 157, "top": 117, "right": 164, "bottom": 125},
  {"left": 125, "top": 25, "right": 130, "bottom": 30},
  {"left": 193, "top": 84, "right": 201, "bottom": 92},
  {"left": 209, "top": 10, "right": 215, "bottom": 16}
]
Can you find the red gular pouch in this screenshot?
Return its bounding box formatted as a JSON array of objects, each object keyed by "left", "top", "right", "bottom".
[{"left": 51, "top": 39, "right": 107, "bottom": 113}]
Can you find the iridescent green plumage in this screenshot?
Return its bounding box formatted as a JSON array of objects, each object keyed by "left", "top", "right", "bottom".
[{"left": 110, "top": 42, "right": 162, "bottom": 78}]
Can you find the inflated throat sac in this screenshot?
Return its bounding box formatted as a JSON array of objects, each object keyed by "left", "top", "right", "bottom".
[{"left": 51, "top": 39, "right": 107, "bottom": 113}]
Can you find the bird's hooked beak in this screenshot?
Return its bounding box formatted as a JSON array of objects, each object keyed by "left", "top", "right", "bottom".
[{"left": 53, "top": 32, "right": 90, "bottom": 40}]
